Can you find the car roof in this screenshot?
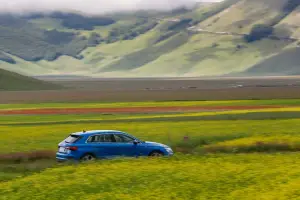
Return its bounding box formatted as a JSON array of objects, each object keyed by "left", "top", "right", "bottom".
[{"left": 71, "top": 130, "right": 125, "bottom": 136}]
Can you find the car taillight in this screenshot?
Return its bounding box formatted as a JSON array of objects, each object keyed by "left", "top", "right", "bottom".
[{"left": 66, "top": 146, "right": 78, "bottom": 151}]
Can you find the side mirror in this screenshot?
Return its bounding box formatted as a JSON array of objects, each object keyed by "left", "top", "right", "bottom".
[{"left": 133, "top": 140, "right": 139, "bottom": 145}]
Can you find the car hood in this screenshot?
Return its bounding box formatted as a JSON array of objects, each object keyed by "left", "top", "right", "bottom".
[{"left": 144, "top": 141, "right": 170, "bottom": 148}]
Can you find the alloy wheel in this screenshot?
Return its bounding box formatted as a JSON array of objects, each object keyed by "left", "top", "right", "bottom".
[{"left": 81, "top": 154, "right": 95, "bottom": 161}]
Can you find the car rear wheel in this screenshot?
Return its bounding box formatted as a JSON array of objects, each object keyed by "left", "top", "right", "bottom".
[
  {"left": 80, "top": 154, "right": 96, "bottom": 162},
  {"left": 149, "top": 151, "right": 164, "bottom": 157}
]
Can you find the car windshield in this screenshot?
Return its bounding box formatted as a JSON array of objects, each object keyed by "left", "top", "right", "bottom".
[{"left": 64, "top": 135, "right": 81, "bottom": 143}]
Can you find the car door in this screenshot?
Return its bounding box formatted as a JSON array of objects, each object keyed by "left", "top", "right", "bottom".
[
  {"left": 86, "top": 134, "right": 117, "bottom": 158},
  {"left": 112, "top": 134, "right": 138, "bottom": 157}
]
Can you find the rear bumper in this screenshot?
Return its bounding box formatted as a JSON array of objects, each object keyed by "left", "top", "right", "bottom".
[{"left": 56, "top": 152, "right": 76, "bottom": 162}]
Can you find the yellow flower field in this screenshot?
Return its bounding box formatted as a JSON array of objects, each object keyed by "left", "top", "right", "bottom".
[
  {"left": 2, "top": 100, "right": 300, "bottom": 199},
  {"left": 2, "top": 154, "right": 300, "bottom": 200}
]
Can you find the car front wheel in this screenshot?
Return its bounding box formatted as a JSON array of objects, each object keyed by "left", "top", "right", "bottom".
[
  {"left": 80, "top": 154, "right": 96, "bottom": 162},
  {"left": 149, "top": 151, "right": 164, "bottom": 157}
]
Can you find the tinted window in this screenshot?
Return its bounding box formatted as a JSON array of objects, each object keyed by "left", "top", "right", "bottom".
[
  {"left": 114, "top": 134, "right": 135, "bottom": 143},
  {"left": 87, "top": 134, "right": 114, "bottom": 143},
  {"left": 64, "top": 135, "right": 81, "bottom": 143}
]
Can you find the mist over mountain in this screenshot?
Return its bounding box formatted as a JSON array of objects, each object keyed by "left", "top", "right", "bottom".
[
  {"left": 1, "top": 0, "right": 299, "bottom": 79},
  {"left": 0, "top": 0, "right": 221, "bottom": 15}
]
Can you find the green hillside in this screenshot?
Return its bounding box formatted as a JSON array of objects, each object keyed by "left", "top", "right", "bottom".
[
  {"left": 242, "top": 48, "right": 300, "bottom": 76},
  {"left": 0, "top": 68, "right": 61, "bottom": 90},
  {"left": 0, "top": 0, "right": 300, "bottom": 77}
]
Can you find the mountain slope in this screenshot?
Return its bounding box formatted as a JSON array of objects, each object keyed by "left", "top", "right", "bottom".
[
  {"left": 276, "top": 5, "right": 300, "bottom": 38},
  {"left": 0, "top": 0, "right": 300, "bottom": 77},
  {"left": 196, "top": 0, "right": 292, "bottom": 33},
  {"left": 242, "top": 47, "right": 300, "bottom": 76},
  {"left": 0, "top": 68, "right": 61, "bottom": 90},
  {"left": 0, "top": 15, "right": 90, "bottom": 62}
]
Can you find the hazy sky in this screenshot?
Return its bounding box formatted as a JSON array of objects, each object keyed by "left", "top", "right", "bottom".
[{"left": 0, "top": 0, "right": 222, "bottom": 15}]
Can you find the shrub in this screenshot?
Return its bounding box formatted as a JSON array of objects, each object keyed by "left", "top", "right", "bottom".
[
  {"left": 244, "top": 24, "right": 274, "bottom": 42},
  {"left": 0, "top": 52, "right": 16, "bottom": 64},
  {"left": 107, "top": 20, "right": 157, "bottom": 42},
  {"left": 154, "top": 31, "right": 177, "bottom": 44},
  {"left": 283, "top": 0, "right": 300, "bottom": 13},
  {"left": 211, "top": 43, "right": 219, "bottom": 48},
  {"left": 43, "top": 29, "right": 75, "bottom": 45},
  {"left": 49, "top": 12, "right": 115, "bottom": 30},
  {"left": 87, "top": 32, "right": 102, "bottom": 47},
  {"left": 167, "top": 18, "right": 193, "bottom": 31}
]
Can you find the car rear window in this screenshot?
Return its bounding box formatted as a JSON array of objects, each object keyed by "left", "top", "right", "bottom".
[{"left": 64, "top": 135, "right": 81, "bottom": 143}]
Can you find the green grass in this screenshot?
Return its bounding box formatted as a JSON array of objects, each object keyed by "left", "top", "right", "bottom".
[
  {"left": 2, "top": 99, "right": 300, "bottom": 110},
  {"left": 3, "top": 154, "right": 300, "bottom": 199}
]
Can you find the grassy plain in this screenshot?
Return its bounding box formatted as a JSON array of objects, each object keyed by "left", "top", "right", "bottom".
[{"left": 2, "top": 99, "right": 300, "bottom": 199}]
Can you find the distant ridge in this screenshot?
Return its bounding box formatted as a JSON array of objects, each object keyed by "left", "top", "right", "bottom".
[{"left": 0, "top": 68, "right": 62, "bottom": 91}]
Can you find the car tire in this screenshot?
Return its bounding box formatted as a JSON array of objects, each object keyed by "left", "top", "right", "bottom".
[
  {"left": 80, "top": 153, "right": 96, "bottom": 162},
  {"left": 149, "top": 151, "right": 164, "bottom": 157}
]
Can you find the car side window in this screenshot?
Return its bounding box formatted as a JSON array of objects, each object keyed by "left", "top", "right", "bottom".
[
  {"left": 87, "top": 134, "right": 114, "bottom": 143},
  {"left": 113, "top": 134, "right": 135, "bottom": 143}
]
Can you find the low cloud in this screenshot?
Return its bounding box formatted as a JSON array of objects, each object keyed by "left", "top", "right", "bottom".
[{"left": 0, "top": 0, "right": 221, "bottom": 15}]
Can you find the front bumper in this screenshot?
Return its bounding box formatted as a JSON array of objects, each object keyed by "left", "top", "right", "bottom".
[
  {"left": 167, "top": 152, "right": 174, "bottom": 156},
  {"left": 165, "top": 148, "right": 174, "bottom": 156}
]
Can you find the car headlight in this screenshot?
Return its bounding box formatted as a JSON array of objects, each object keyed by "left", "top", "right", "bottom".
[{"left": 165, "top": 147, "right": 173, "bottom": 153}]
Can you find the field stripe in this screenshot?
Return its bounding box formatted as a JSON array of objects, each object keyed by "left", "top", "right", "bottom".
[
  {"left": 3, "top": 110, "right": 300, "bottom": 126},
  {"left": 0, "top": 105, "right": 286, "bottom": 115},
  {"left": 2, "top": 99, "right": 300, "bottom": 110}
]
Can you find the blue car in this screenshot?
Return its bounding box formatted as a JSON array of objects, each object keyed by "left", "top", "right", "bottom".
[{"left": 56, "top": 130, "right": 174, "bottom": 162}]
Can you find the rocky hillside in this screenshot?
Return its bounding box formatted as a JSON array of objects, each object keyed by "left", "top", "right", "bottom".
[{"left": 0, "top": 0, "right": 300, "bottom": 77}]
